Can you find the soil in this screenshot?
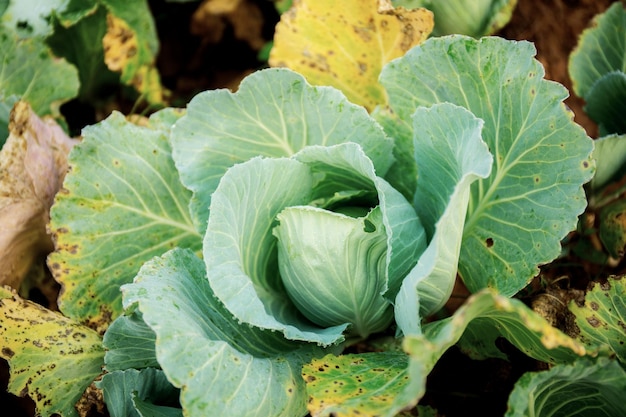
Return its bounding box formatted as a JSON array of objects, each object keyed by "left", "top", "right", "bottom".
[{"left": 1, "top": 0, "right": 622, "bottom": 416}]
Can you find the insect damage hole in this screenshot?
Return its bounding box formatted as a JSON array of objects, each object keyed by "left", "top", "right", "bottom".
[{"left": 485, "top": 237, "right": 494, "bottom": 248}]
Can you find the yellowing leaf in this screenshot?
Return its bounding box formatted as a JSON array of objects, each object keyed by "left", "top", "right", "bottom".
[
  {"left": 269, "top": 0, "right": 433, "bottom": 111},
  {"left": 302, "top": 352, "right": 410, "bottom": 417},
  {"left": 101, "top": 2, "right": 166, "bottom": 104},
  {"left": 0, "top": 101, "right": 78, "bottom": 292},
  {"left": 0, "top": 285, "right": 104, "bottom": 417},
  {"left": 103, "top": 14, "right": 137, "bottom": 73}
]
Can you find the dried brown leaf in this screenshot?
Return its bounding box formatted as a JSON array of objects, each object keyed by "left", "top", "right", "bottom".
[{"left": 0, "top": 101, "right": 78, "bottom": 290}]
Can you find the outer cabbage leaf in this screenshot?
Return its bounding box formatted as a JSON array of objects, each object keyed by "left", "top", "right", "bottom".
[
  {"left": 97, "top": 368, "right": 180, "bottom": 417},
  {"left": 171, "top": 68, "right": 394, "bottom": 233},
  {"left": 395, "top": 103, "right": 491, "bottom": 335},
  {"left": 48, "top": 110, "right": 201, "bottom": 332},
  {"left": 302, "top": 352, "right": 410, "bottom": 417},
  {"left": 569, "top": 2, "right": 626, "bottom": 100},
  {"left": 584, "top": 71, "right": 626, "bottom": 135},
  {"left": 46, "top": 6, "right": 120, "bottom": 103},
  {"left": 204, "top": 144, "right": 425, "bottom": 345},
  {"left": 300, "top": 290, "right": 589, "bottom": 416},
  {"left": 395, "top": 290, "right": 588, "bottom": 413},
  {"left": 0, "top": 25, "right": 78, "bottom": 129},
  {"left": 380, "top": 35, "right": 594, "bottom": 296},
  {"left": 0, "top": 286, "right": 104, "bottom": 417},
  {"left": 122, "top": 248, "right": 326, "bottom": 417},
  {"left": 269, "top": 0, "right": 433, "bottom": 110},
  {"left": 103, "top": 310, "right": 158, "bottom": 371},
  {"left": 505, "top": 357, "right": 626, "bottom": 417}
]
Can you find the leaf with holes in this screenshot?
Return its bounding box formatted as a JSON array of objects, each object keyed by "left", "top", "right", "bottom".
[{"left": 379, "top": 35, "right": 594, "bottom": 296}]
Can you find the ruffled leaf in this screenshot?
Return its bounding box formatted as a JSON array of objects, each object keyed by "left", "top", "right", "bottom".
[
  {"left": 505, "top": 357, "right": 626, "bottom": 417},
  {"left": 171, "top": 68, "right": 394, "bottom": 233},
  {"left": 122, "top": 248, "right": 325, "bottom": 417},
  {"left": 48, "top": 110, "right": 201, "bottom": 332},
  {"left": 568, "top": 2, "right": 626, "bottom": 99},
  {"left": 381, "top": 35, "right": 594, "bottom": 296},
  {"left": 395, "top": 290, "right": 589, "bottom": 413}
]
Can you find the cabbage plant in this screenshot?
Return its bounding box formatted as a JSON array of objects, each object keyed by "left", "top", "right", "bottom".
[{"left": 1, "top": 35, "right": 601, "bottom": 417}]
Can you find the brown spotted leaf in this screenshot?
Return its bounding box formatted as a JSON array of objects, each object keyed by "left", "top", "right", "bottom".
[
  {"left": 302, "top": 352, "right": 410, "bottom": 417},
  {"left": 0, "top": 101, "right": 78, "bottom": 292},
  {"left": 47, "top": 110, "right": 201, "bottom": 333},
  {"left": 269, "top": 0, "right": 433, "bottom": 111},
  {"left": 570, "top": 276, "right": 626, "bottom": 363},
  {"left": 0, "top": 285, "right": 104, "bottom": 417}
]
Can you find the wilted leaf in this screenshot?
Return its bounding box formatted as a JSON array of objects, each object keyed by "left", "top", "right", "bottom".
[
  {"left": 570, "top": 276, "right": 626, "bottom": 363},
  {"left": 505, "top": 357, "right": 626, "bottom": 417},
  {"left": 48, "top": 110, "right": 201, "bottom": 332},
  {"left": 0, "top": 101, "right": 78, "bottom": 291},
  {"left": 269, "top": 0, "right": 433, "bottom": 110},
  {"left": 0, "top": 285, "right": 104, "bottom": 417},
  {"left": 302, "top": 352, "right": 410, "bottom": 417}
]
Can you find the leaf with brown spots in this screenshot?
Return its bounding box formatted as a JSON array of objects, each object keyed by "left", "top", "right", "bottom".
[
  {"left": 269, "top": 0, "right": 433, "bottom": 111},
  {"left": 0, "top": 285, "right": 104, "bottom": 417},
  {"left": 302, "top": 351, "right": 410, "bottom": 417},
  {"left": 47, "top": 110, "right": 201, "bottom": 333},
  {"left": 0, "top": 101, "right": 78, "bottom": 294},
  {"left": 570, "top": 275, "right": 626, "bottom": 363}
]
